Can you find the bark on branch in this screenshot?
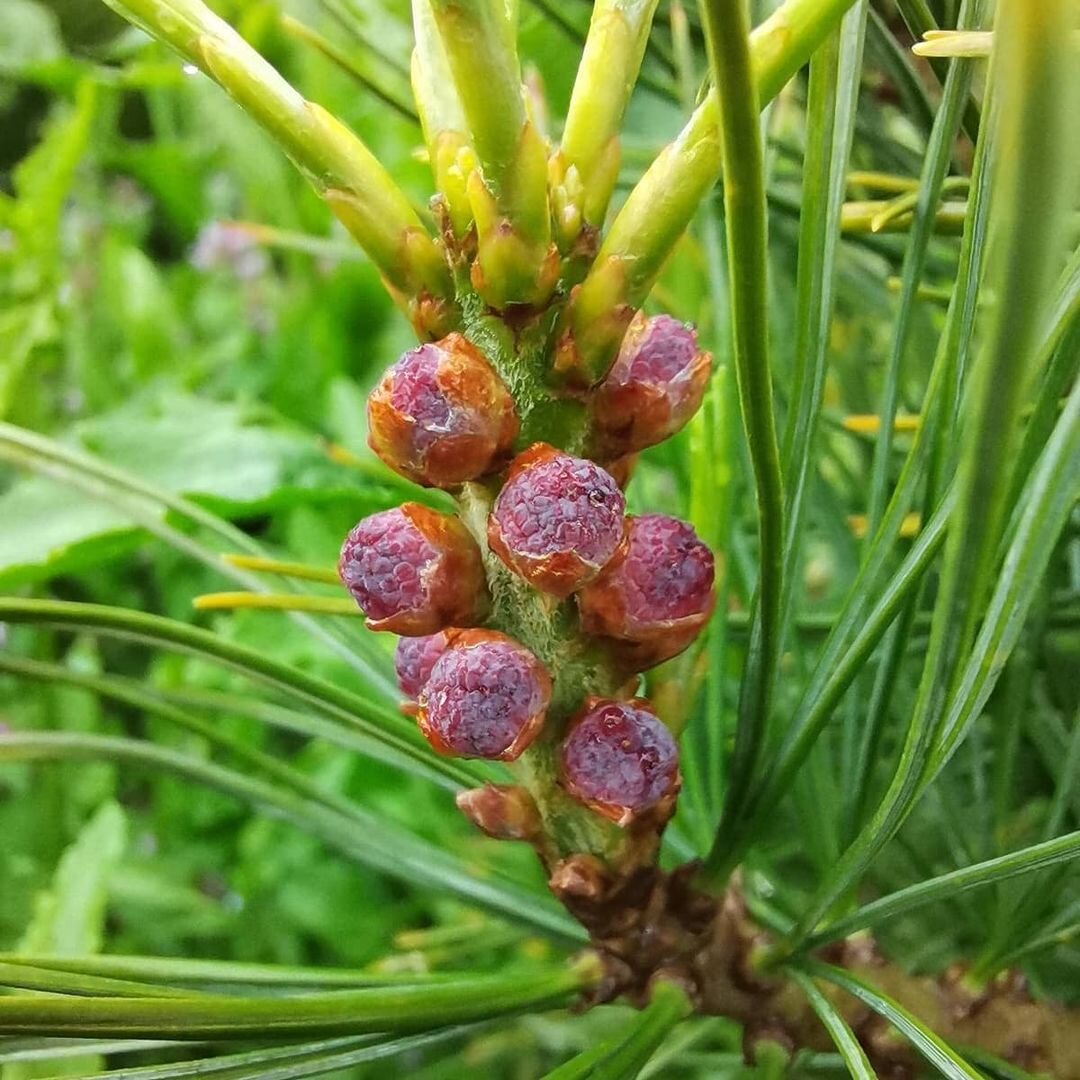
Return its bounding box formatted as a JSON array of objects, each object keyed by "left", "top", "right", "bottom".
[{"left": 548, "top": 861, "right": 1080, "bottom": 1078}]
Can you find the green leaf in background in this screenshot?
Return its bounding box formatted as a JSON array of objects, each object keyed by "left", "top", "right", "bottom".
[
  {"left": 13, "top": 800, "right": 126, "bottom": 956},
  {"left": 3, "top": 801, "right": 127, "bottom": 1080},
  {"left": 0, "top": 76, "right": 97, "bottom": 423},
  {"left": 0, "top": 1, "right": 63, "bottom": 74},
  {"left": 0, "top": 394, "right": 391, "bottom": 588}
]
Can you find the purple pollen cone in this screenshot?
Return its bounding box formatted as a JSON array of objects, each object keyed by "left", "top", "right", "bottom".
[
  {"left": 592, "top": 312, "right": 711, "bottom": 456},
  {"left": 578, "top": 514, "right": 715, "bottom": 670},
  {"left": 623, "top": 314, "right": 698, "bottom": 382},
  {"left": 488, "top": 444, "right": 626, "bottom": 598},
  {"left": 395, "top": 632, "right": 451, "bottom": 699},
  {"left": 417, "top": 631, "right": 551, "bottom": 761},
  {"left": 338, "top": 504, "right": 487, "bottom": 635},
  {"left": 560, "top": 698, "right": 680, "bottom": 825}
]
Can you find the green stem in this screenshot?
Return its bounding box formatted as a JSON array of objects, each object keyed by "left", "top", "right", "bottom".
[
  {"left": 697, "top": 0, "right": 784, "bottom": 889},
  {"left": 558, "top": 0, "right": 661, "bottom": 225},
  {"left": 568, "top": 0, "right": 859, "bottom": 379},
  {"left": 0, "top": 597, "right": 476, "bottom": 791},
  {"left": 0, "top": 963, "right": 597, "bottom": 1039},
  {"left": 803, "top": 830, "right": 1080, "bottom": 948}
]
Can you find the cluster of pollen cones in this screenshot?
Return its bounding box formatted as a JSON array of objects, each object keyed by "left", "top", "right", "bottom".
[{"left": 338, "top": 313, "right": 715, "bottom": 829}]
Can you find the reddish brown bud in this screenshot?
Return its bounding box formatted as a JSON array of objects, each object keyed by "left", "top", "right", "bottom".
[
  {"left": 603, "top": 453, "right": 639, "bottom": 490},
  {"left": 591, "top": 312, "right": 711, "bottom": 456},
  {"left": 367, "top": 333, "right": 518, "bottom": 488},
  {"left": 394, "top": 631, "right": 452, "bottom": 714},
  {"left": 456, "top": 784, "right": 542, "bottom": 842},
  {"left": 548, "top": 854, "right": 611, "bottom": 903},
  {"left": 338, "top": 504, "right": 487, "bottom": 634}
]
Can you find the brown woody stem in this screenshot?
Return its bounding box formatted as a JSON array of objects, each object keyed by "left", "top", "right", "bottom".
[{"left": 558, "top": 868, "right": 1080, "bottom": 1077}]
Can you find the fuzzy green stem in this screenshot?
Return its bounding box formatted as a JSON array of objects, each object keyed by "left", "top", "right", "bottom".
[
  {"left": 455, "top": 483, "right": 628, "bottom": 863},
  {"left": 101, "top": 0, "right": 455, "bottom": 331}
]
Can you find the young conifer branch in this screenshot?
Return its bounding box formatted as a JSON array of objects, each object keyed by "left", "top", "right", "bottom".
[
  {"left": 100, "top": 0, "right": 456, "bottom": 338},
  {"left": 554, "top": 0, "right": 661, "bottom": 231},
  {"left": 411, "top": 0, "right": 473, "bottom": 237},
  {"left": 562, "top": 0, "right": 860, "bottom": 382},
  {"left": 426, "top": 0, "right": 556, "bottom": 306}
]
